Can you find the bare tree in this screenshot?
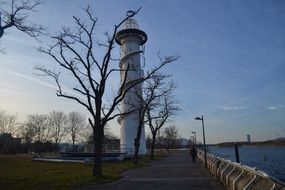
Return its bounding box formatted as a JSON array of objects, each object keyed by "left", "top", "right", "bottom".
[
  {"left": 0, "top": 110, "right": 18, "bottom": 153},
  {"left": 24, "top": 114, "right": 51, "bottom": 154},
  {"left": 131, "top": 73, "right": 179, "bottom": 163},
  {"left": 66, "top": 111, "right": 86, "bottom": 152},
  {"left": 0, "top": 110, "right": 17, "bottom": 135},
  {"left": 48, "top": 110, "right": 67, "bottom": 152},
  {"left": 21, "top": 121, "right": 37, "bottom": 154},
  {"left": 163, "top": 125, "right": 180, "bottom": 150},
  {"left": 0, "top": 0, "right": 45, "bottom": 38},
  {"left": 35, "top": 7, "right": 176, "bottom": 176},
  {"left": 145, "top": 75, "right": 179, "bottom": 159},
  {"left": 26, "top": 114, "right": 50, "bottom": 142},
  {"left": 148, "top": 97, "right": 179, "bottom": 158}
]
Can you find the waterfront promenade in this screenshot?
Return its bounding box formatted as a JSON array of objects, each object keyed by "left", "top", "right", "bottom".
[{"left": 79, "top": 154, "right": 225, "bottom": 190}]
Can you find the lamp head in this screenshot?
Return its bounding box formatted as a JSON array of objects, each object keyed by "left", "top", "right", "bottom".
[{"left": 195, "top": 117, "right": 202, "bottom": 120}]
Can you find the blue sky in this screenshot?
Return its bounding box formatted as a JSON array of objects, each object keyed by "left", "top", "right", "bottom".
[{"left": 0, "top": 0, "right": 285, "bottom": 144}]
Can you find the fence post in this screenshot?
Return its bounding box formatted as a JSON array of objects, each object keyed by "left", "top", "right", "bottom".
[{"left": 234, "top": 143, "right": 240, "bottom": 163}]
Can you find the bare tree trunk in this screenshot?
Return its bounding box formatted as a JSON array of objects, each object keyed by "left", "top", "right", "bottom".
[
  {"left": 133, "top": 135, "right": 140, "bottom": 165},
  {"left": 150, "top": 131, "right": 157, "bottom": 160},
  {"left": 55, "top": 140, "right": 59, "bottom": 154},
  {"left": 55, "top": 141, "right": 60, "bottom": 154},
  {"left": 72, "top": 139, "right": 75, "bottom": 152},
  {"left": 93, "top": 127, "right": 103, "bottom": 176},
  {"left": 134, "top": 112, "right": 143, "bottom": 165},
  {"left": 28, "top": 140, "right": 32, "bottom": 155}
]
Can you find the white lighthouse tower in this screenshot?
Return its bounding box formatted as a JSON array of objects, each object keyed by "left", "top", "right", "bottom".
[{"left": 115, "top": 11, "right": 147, "bottom": 155}]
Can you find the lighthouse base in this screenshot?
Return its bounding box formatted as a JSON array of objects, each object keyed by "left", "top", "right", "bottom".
[{"left": 120, "top": 123, "right": 147, "bottom": 156}]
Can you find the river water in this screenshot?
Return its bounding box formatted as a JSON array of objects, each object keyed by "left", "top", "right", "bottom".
[{"left": 208, "top": 146, "right": 285, "bottom": 182}]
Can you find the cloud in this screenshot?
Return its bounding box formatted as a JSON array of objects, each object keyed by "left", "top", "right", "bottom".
[
  {"left": 218, "top": 105, "right": 248, "bottom": 111},
  {"left": 0, "top": 69, "right": 110, "bottom": 105},
  {"left": 267, "top": 105, "right": 283, "bottom": 110},
  {"left": 178, "top": 104, "right": 192, "bottom": 115},
  {"left": 268, "top": 106, "right": 277, "bottom": 110},
  {"left": 0, "top": 69, "right": 80, "bottom": 98},
  {"left": 1, "top": 69, "right": 58, "bottom": 90}
]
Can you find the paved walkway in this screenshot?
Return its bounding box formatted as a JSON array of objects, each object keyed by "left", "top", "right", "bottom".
[{"left": 79, "top": 154, "right": 225, "bottom": 190}]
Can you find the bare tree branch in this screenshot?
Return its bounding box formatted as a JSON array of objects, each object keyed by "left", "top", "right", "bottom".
[
  {"left": 0, "top": 0, "right": 45, "bottom": 38},
  {"left": 0, "top": 110, "right": 17, "bottom": 135}
]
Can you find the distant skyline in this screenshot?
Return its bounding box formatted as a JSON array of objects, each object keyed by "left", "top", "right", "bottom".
[{"left": 1, "top": 0, "right": 285, "bottom": 144}]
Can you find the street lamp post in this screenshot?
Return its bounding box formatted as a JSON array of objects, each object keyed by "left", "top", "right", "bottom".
[
  {"left": 191, "top": 131, "right": 196, "bottom": 145},
  {"left": 190, "top": 136, "right": 195, "bottom": 146},
  {"left": 195, "top": 115, "right": 207, "bottom": 168}
]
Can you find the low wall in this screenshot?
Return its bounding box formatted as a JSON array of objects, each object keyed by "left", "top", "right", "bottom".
[{"left": 197, "top": 151, "right": 285, "bottom": 190}]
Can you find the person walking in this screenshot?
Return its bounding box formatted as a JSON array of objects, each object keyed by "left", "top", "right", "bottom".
[{"left": 190, "top": 146, "right": 197, "bottom": 163}]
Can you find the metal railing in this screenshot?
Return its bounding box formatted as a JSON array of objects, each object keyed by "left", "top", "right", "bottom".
[{"left": 197, "top": 150, "right": 285, "bottom": 190}]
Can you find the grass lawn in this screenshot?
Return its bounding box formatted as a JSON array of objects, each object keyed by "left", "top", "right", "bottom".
[{"left": 0, "top": 154, "right": 149, "bottom": 190}]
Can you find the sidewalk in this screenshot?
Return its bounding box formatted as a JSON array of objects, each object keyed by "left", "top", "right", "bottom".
[{"left": 79, "top": 154, "right": 225, "bottom": 190}]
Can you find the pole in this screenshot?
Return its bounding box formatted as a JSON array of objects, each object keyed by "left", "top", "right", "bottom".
[
  {"left": 191, "top": 131, "right": 197, "bottom": 146},
  {"left": 234, "top": 142, "right": 240, "bottom": 163},
  {"left": 191, "top": 136, "right": 195, "bottom": 146},
  {"left": 201, "top": 116, "right": 207, "bottom": 168}
]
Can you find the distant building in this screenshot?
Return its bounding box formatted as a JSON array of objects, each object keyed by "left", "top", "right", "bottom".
[
  {"left": 84, "top": 136, "right": 120, "bottom": 153},
  {"left": 58, "top": 143, "right": 85, "bottom": 153},
  {"left": 0, "top": 133, "right": 21, "bottom": 153},
  {"left": 247, "top": 134, "right": 251, "bottom": 143}
]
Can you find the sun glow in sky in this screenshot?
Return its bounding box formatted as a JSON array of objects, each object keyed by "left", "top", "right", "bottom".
[{"left": 0, "top": 0, "right": 285, "bottom": 144}]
